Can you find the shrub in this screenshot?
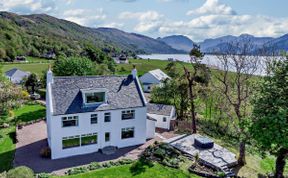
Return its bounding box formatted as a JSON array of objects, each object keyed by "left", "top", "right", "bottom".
[
  {"left": 6, "top": 166, "right": 34, "bottom": 178},
  {"left": 37, "top": 172, "right": 50, "bottom": 178},
  {"left": 88, "top": 162, "right": 102, "bottom": 171},
  {"left": 67, "top": 167, "right": 88, "bottom": 175},
  {"left": 154, "top": 148, "right": 166, "bottom": 159},
  {"left": 102, "top": 162, "right": 112, "bottom": 168},
  {"left": 40, "top": 147, "right": 51, "bottom": 158},
  {"left": 118, "top": 158, "right": 133, "bottom": 165},
  {"left": 217, "top": 171, "right": 226, "bottom": 177}
]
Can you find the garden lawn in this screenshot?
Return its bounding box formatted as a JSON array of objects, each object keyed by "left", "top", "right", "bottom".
[
  {"left": 0, "top": 127, "right": 16, "bottom": 173},
  {"left": 59, "top": 163, "right": 199, "bottom": 178},
  {"left": 13, "top": 103, "right": 46, "bottom": 123}
]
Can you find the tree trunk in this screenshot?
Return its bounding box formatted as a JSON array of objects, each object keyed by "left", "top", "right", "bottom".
[
  {"left": 188, "top": 82, "right": 197, "bottom": 133},
  {"left": 275, "top": 148, "right": 288, "bottom": 178},
  {"left": 238, "top": 141, "right": 246, "bottom": 166}
]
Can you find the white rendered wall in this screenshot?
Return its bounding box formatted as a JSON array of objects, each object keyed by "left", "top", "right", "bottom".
[
  {"left": 50, "top": 107, "right": 147, "bottom": 159},
  {"left": 147, "top": 113, "right": 172, "bottom": 130},
  {"left": 146, "top": 119, "right": 156, "bottom": 139},
  {"left": 139, "top": 73, "right": 160, "bottom": 85}
]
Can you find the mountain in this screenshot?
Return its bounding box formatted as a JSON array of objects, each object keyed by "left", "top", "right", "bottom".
[
  {"left": 262, "top": 34, "right": 288, "bottom": 54},
  {"left": 0, "top": 11, "right": 181, "bottom": 60},
  {"left": 199, "top": 34, "right": 274, "bottom": 54},
  {"left": 157, "top": 35, "right": 194, "bottom": 52}
]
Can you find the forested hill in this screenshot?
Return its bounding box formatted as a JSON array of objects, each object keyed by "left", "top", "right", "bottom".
[{"left": 0, "top": 11, "right": 181, "bottom": 60}]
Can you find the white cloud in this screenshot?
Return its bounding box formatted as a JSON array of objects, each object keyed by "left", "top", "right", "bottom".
[
  {"left": 63, "top": 8, "right": 106, "bottom": 27},
  {"left": 0, "top": 0, "right": 56, "bottom": 14},
  {"left": 186, "top": 0, "right": 236, "bottom": 16},
  {"left": 101, "top": 22, "right": 124, "bottom": 28},
  {"left": 119, "top": 11, "right": 164, "bottom": 33}
]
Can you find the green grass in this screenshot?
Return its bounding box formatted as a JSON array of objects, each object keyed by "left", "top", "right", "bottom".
[
  {"left": 26, "top": 56, "right": 53, "bottom": 63},
  {"left": 58, "top": 163, "right": 199, "bottom": 178},
  {"left": 0, "top": 127, "right": 16, "bottom": 173},
  {"left": 116, "top": 59, "right": 194, "bottom": 76},
  {"left": 2, "top": 63, "right": 50, "bottom": 75},
  {"left": 13, "top": 103, "right": 46, "bottom": 123},
  {"left": 0, "top": 103, "right": 46, "bottom": 173}
]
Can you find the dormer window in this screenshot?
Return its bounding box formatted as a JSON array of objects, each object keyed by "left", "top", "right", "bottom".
[{"left": 81, "top": 89, "right": 107, "bottom": 105}]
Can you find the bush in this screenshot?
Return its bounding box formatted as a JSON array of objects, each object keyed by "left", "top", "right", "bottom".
[
  {"left": 67, "top": 167, "right": 88, "bottom": 175},
  {"left": 37, "top": 172, "right": 50, "bottom": 178},
  {"left": 118, "top": 158, "right": 133, "bottom": 165},
  {"left": 102, "top": 162, "right": 112, "bottom": 168},
  {"left": 40, "top": 147, "right": 51, "bottom": 158},
  {"left": 6, "top": 166, "right": 34, "bottom": 178},
  {"left": 154, "top": 148, "right": 166, "bottom": 159},
  {"left": 88, "top": 162, "right": 102, "bottom": 171}
]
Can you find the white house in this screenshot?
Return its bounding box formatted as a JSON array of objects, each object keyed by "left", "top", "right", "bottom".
[
  {"left": 139, "top": 69, "right": 170, "bottom": 93},
  {"left": 5, "top": 68, "right": 30, "bottom": 84},
  {"left": 147, "top": 103, "right": 176, "bottom": 130},
  {"left": 46, "top": 68, "right": 154, "bottom": 159}
]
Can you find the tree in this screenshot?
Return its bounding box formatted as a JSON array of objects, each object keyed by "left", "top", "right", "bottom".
[
  {"left": 250, "top": 59, "right": 288, "bottom": 178},
  {"left": 182, "top": 44, "right": 210, "bottom": 133},
  {"left": 24, "top": 73, "right": 39, "bottom": 94},
  {"left": 213, "top": 41, "right": 260, "bottom": 165},
  {"left": 165, "top": 61, "right": 178, "bottom": 78},
  {"left": 53, "top": 57, "right": 97, "bottom": 76},
  {"left": 0, "top": 76, "right": 22, "bottom": 116}
]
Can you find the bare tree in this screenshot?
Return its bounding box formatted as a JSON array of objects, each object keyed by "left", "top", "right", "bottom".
[{"left": 213, "top": 41, "right": 260, "bottom": 165}]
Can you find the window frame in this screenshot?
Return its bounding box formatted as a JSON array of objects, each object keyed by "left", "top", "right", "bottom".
[
  {"left": 62, "top": 116, "right": 79, "bottom": 128},
  {"left": 121, "top": 110, "right": 135, "bottom": 120},
  {"left": 90, "top": 114, "right": 98, "bottom": 124},
  {"left": 81, "top": 89, "right": 107, "bottom": 105},
  {"left": 163, "top": 117, "right": 167, "bottom": 122},
  {"left": 62, "top": 135, "right": 80, "bottom": 149},
  {"left": 105, "top": 132, "right": 110, "bottom": 142},
  {"left": 81, "top": 133, "right": 98, "bottom": 146},
  {"left": 121, "top": 127, "right": 135, "bottom": 139},
  {"left": 104, "top": 112, "right": 111, "bottom": 123}
]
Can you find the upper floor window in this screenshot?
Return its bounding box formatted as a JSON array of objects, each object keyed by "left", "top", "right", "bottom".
[
  {"left": 85, "top": 92, "right": 105, "bottom": 104},
  {"left": 81, "top": 89, "right": 107, "bottom": 105},
  {"left": 104, "top": 112, "right": 111, "bottom": 122},
  {"left": 62, "top": 116, "right": 78, "bottom": 127},
  {"left": 91, "top": 114, "right": 98, "bottom": 124},
  {"left": 121, "top": 110, "right": 135, "bottom": 120}
]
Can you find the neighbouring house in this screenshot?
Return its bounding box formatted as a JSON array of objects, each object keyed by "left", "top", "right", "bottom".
[
  {"left": 113, "top": 54, "right": 129, "bottom": 64},
  {"left": 147, "top": 103, "right": 176, "bottom": 130},
  {"left": 5, "top": 68, "right": 30, "bottom": 84},
  {"left": 139, "top": 69, "right": 170, "bottom": 93},
  {"left": 46, "top": 68, "right": 156, "bottom": 159}
]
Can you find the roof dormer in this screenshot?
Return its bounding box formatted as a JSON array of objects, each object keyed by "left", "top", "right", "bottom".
[{"left": 81, "top": 88, "right": 107, "bottom": 106}]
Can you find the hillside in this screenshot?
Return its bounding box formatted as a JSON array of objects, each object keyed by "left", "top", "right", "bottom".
[
  {"left": 0, "top": 11, "right": 181, "bottom": 60},
  {"left": 157, "top": 35, "right": 194, "bottom": 52}
]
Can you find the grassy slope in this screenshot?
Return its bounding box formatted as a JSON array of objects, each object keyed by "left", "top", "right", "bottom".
[
  {"left": 0, "top": 103, "right": 46, "bottom": 173},
  {"left": 59, "top": 163, "right": 198, "bottom": 178}
]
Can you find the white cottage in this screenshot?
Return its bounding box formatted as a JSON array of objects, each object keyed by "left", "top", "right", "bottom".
[
  {"left": 139, "top": 69, "right": 170, "bottom": 93},
  {"left": 147, "top": 103, "right": 176, "bottom": 130},
  {"left": 5, "top": 68, "right": 30, "bottom": 84},
  {"left": 46, "top": 69, "right": 154, "bottom": 159}
]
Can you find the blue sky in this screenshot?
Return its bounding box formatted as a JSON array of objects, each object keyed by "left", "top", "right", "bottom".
[{"left": 0, "top": 0, "right": 287, "bottom": 41}]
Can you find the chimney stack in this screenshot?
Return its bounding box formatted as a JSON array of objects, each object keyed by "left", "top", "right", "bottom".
[
  {"left": 47, "top": 65, "right": 53, "bottom": 84},
  {"left": 131, "top": 65, "right": 137, "bottom": 79}
]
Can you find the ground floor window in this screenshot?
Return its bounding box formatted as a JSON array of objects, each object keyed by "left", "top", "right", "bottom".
[
  {"left": 163, "top": 117, "right": 167, "bottom": 122},
  {"left": 81, "top": 133, "right": 98, "bottom": 146},
  {"left": 62, "top": 135, "right": 80, "bottom": 149},
  {"left": 121, "top": 127, "right": 134, "bottom": 139},
  {"left": 105, "top": 132, "right": 110, "bottom": 142}
]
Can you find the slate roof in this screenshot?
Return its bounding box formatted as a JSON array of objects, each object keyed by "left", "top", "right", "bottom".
[
  {"left": 147, "top": 103, "right": 174, "bottom": 116},
  {"left": 149, "top": 69, "right": 170, "bottom": 81},
  {"left": 5, "top": 68, "right": 30, "bottom": 78},
  {"left": 51, "top": 75, "right": 146, "bottom": 116}
]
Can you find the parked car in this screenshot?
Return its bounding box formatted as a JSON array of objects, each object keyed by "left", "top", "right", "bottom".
[{"left": 30, "top": 93, "right": 41, "bottom": 100}]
